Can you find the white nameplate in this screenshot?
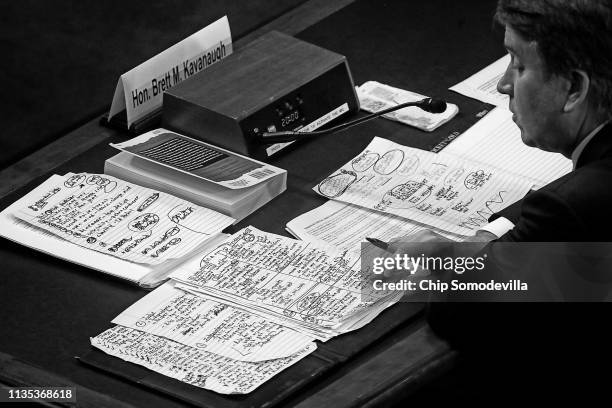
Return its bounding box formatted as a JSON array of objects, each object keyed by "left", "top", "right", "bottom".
[{"left": 108, "top": 16, "right": 232, "bottom": 127}]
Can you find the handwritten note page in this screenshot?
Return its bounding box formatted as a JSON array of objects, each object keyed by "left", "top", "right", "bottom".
[
  {"left": 112, "top": 281, "right": 314, "bottom": 361},
  {"left": 443, "top": 108, "right": 572, "bottom": 188},
  {"left": 287, "top": 200, "right": 464, "bottom": 257},
  {"left": 450, "top": 54, "right": 511, "bottom": 107},
  {"left": 14, "top": 173, "right": 234, "bottom": 265},
  {"left": 91, "top": 326, "right": 315, "bottom": 394},
  {"left": 170, "top": 227, "right": 399, "bottom": 338},
  {"left": 0, "top": 189, "right": 148, "bottom": 283},
  {"left": 314, "top": 137, "right": 533, "bottom": 236}
]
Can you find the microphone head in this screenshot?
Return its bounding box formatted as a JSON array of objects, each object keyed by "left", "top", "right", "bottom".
[{"left": 420, "top": 98, "right": 447, "bottom": 114}]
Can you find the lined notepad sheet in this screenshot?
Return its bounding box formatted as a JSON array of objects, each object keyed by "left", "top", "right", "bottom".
[
  {"left": 449, "top": 54, "right": 572, "bottom": 187},
  {"left": 12, "top": 173, "right": 235, "bottom": 266},
  {"left": 91, "top": 326, "right": 316, "bottom": 394},
  {"left": 313, "top": 137, "right": 533, "bottom": 236},
  {"left": 112, "top": 281, "right": 314, "bottom": 362},
  {"left": 170, "top": 226, "right": 402, "bottom": 341},
  {"left": 443, "top": 108, "right": 572, "bottom": 188}
]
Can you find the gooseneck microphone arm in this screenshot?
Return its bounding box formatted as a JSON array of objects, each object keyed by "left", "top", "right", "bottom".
[{"left": 258, "top": 97, "right": 447, "bottom": 144}]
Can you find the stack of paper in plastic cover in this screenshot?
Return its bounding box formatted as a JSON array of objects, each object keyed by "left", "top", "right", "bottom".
[{"left": 91, "top": 226, "right": 401, "bottom": 394}]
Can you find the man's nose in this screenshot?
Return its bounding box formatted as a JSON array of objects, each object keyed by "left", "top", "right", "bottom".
[{"left": 497, "top": 66, "right": 513, "bottom": 96}]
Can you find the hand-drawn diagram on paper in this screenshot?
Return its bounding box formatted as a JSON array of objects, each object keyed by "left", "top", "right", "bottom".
[
  {"left": 14, "top": 173, "right": 234, "bottom": 265},
  {"left": 91, "top": 325, "right": 315, "bottom": 394},
  {"left": 315, "top": 137, "right": 533, "bottom": 236},
  {"left": 171, "top": 227, "right": 399, "bottom": 339},
  {"left": 112, "top": 281, "right": 314, "bottom": 362}
]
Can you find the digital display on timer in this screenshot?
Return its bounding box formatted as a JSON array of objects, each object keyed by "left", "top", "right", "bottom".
[{"left": 280, "top": 109, "right": 301, "bottom": 128}]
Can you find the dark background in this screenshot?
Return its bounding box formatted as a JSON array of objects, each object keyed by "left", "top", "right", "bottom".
[{"left": 0, "top": 0, "right": 307, "bottom": 169}]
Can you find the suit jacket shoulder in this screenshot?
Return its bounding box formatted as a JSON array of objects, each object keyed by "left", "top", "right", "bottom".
[{"left": 498, "top": 124, "right": 612, "bottom": 242}]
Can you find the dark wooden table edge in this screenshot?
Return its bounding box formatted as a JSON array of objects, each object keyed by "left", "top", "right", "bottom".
[
  {"left": 292, "top": 323, "right": 454, "bottom": 408},
  {"left": 0, "top": 352, "right": 137, "bottom": 408}
]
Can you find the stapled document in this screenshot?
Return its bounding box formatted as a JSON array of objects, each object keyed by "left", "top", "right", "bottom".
[{"left": 286, "top": 200, "right": 464, "bottom": 258}]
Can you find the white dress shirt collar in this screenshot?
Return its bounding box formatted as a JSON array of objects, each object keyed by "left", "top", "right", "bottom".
[{"left": 571, "top": 121, "right": 610, "bottom": 169}]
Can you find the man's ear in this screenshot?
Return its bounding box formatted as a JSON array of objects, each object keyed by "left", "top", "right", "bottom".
[{"left": 563, "top": 69, "right": 590, "bottom": 112}]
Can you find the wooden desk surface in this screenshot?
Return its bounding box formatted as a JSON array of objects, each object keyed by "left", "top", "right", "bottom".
[{"left": 0, "top": 0, "right": 507, "bottom": 405}]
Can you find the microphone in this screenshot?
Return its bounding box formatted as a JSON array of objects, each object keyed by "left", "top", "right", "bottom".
[{"left": 258, "top": 97, "right": 447, "bottom": 144}]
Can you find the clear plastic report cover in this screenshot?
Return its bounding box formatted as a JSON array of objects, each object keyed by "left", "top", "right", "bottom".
[{"left": 111, "top": 129, "right": 286, "bottom": 189}]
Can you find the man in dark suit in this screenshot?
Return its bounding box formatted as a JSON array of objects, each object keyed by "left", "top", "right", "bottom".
[
  {"left": 482, "top": 0, "right": 612, "bottom": 243},
  {"left": 395, "top": 0, "right": 612, "bottom": 403}
]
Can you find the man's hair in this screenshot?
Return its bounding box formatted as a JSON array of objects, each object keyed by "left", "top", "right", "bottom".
[{"left": 495, "top": 0, "right": 612, "bottom": 115}]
